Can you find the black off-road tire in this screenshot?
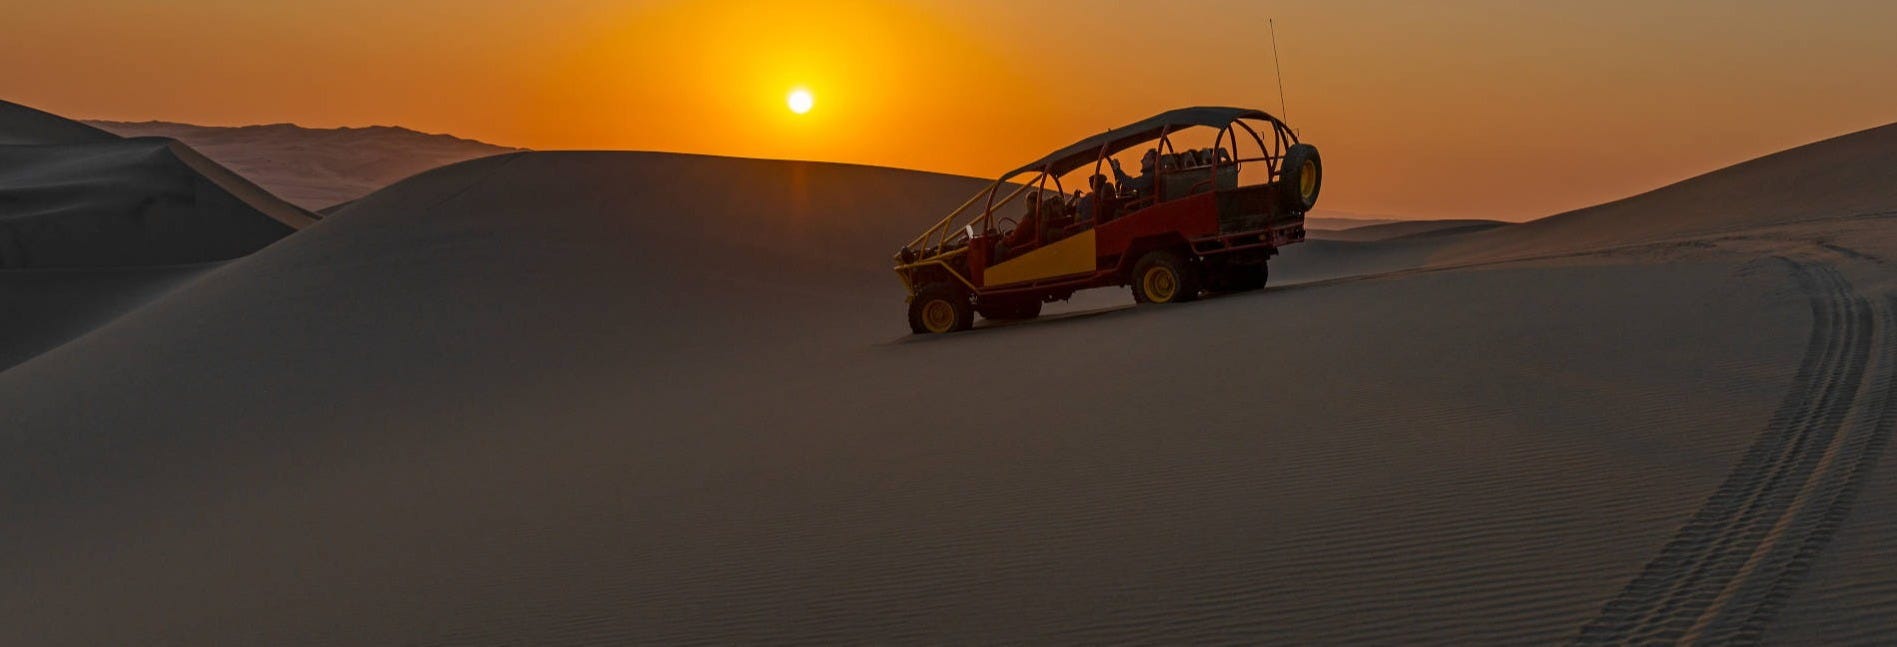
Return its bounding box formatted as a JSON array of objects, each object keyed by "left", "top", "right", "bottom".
[
  {"left": 978, "top": 298, "right": 1043, "bottom": 321},
  {"left": 1278, "top": 143, "right": 1322, "bottom": 213},
  {"left": 908, "top": 283, "right": 975, "bottom": 334},
  {"left": 1222, "top": 263, "right": 1268, "bottom": 292},
  {"left": 1130, "top": 250, "right": 1202, "bottom": 304}
]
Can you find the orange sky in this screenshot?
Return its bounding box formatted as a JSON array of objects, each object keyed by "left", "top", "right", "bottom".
[{"left": 6, "top": 0, "right": 1896, "bottom": 220}]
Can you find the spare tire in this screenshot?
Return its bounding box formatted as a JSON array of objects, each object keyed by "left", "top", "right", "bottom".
[{"left": 1277, "top": 143, "right": 1322, "bottom": 212}]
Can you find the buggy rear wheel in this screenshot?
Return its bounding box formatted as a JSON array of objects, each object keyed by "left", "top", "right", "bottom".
[
  {"left": 1218, "top": 263, "right": 1268, "bottom": 292},
  {"left": 908, "top": 283, "right": 974, "bottom": 334},
  {"left": 1131, "top": 250, "right": 1201, "bottom": 304}
]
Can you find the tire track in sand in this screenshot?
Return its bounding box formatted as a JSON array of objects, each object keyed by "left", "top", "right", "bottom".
[{"left": 1575, "top": 257, "right": 1894, "bottom": 645}]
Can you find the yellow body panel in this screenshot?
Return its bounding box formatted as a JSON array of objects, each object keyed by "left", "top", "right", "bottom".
[{"left": 984, "top": 230, "right": 1097, "bottom": 286}]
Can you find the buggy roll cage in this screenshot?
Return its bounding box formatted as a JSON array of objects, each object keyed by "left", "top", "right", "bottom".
[{"left": 899, "top": 106, "right": 1302, "bottom": 259}]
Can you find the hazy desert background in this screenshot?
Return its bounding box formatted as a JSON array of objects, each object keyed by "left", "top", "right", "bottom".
[{"left": 2, "top": 88, "right": 1895, "bottom": 646}]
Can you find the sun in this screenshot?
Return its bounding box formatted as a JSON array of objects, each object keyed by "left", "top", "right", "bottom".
[{"left": 787, "top": 88, "right": 814, "bottom": 114}]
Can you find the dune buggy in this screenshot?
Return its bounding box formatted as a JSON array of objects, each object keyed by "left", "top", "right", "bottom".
[{"left": 894, "top": 106, "right": 1321, "bottom": 334}]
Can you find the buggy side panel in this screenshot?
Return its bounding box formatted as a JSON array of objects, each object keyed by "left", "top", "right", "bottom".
[
  {"left": 1214, "top": 184, "right": 1299, "bottom": 233},
  {"left": 983, "top": 229, "right": 1098, "bottom": 286},
  {"left": 1095, "top": 192, "right": 1222, "bottom": 261}
]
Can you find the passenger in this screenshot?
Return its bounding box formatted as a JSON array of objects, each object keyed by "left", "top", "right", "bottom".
[
  {"left": 1074, "top": 174, "right": 1111, "bottom": 223},
  {"left": 1041, "top": 190, "right": 1067, "bottom": 222},
  {"left": 1110, "top": 149, "right": 1158, "bottom": 197}
]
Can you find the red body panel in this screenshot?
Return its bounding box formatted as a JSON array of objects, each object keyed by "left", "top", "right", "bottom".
[
  {"left": 962, "top": 190, "right": 1299, "bottom": 297},
  {"left": 1093, "top": 192, "right": 1221, "bottom": 260}
]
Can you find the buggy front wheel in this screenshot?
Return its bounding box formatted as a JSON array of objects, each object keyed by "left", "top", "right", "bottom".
[{"left": 908, "top": 283, "right": 975, "bottom": 334}]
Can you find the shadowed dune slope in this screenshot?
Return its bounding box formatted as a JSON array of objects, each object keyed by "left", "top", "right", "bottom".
[
  {"left": 89, "top": 120, "right": 522, "bottom": 210},
  {"left": 1, "top": 100, "right": 315, "bottom": 268},
  {"left": 0, "top": 138, "right": 310, "bottom": 267},
  {"left": 0, "top": 99, "right": 316, "bottom": 370},
  {"left": 7, "top": 147, "right": 1884, "bottom": 643},
  {"left": 0, "top": 99, "right": 117, "bottom": 145},
  {"left": 1434, "top": 121, "right": 1897, "bottom": 264}
]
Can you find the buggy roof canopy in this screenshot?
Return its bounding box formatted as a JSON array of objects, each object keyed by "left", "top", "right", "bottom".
[{"left": 1004, "top": 106, "right": 1287, "bottom": 179}]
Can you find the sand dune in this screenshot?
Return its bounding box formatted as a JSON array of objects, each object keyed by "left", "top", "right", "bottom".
[
  {"left": 0, "top": 263, "right": 217, "bottom": 370},
  {"left": 0, "top": 99, "right": 117, "bottom": 145},
  {"left": 1433, "top": 122, "right": 1897, "bottom": 265},
  {"left": 1308, "top": 218, "right": 1508, "bottom": 242},
  {"left": 0, "top": 139, "right": 305, "bottom": 267},
  {"left": 1, "top": 100, "right": 313, "bottom": 268},
  {"left": 1301, "top": 122, "right": 1897, "bottom": 285},
  {"left": 1304, "top": 211, "right": 1409, "bottom": 231},
  {"left": 2, "top": 106, "right": 1894, "bottom": 643},
  {"left": 89, "top": 120, "right": 521, "bottom": 211},
  {"left": 1, "top": 99, "right": 314, "bottom": 369}
]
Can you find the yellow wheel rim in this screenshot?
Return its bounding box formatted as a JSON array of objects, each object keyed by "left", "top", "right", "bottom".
[
  {"left": 1142, "top": 266, "right": 1178, "bottom": 303},
  {"left": 1298, "top": 161, "right": 1318, "bottom": 200},
  {"left": 921, "top": 299, "right": 957, "bottom": 333}
]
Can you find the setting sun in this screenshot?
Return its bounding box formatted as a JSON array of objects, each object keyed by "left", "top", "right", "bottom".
[{"left": 787, "top": 88, "right": 813, "bottom": 114}]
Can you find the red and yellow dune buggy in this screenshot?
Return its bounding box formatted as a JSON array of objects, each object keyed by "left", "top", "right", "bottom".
[{"left": 894, "top": 106, "right": 1321, "bottom": 333}]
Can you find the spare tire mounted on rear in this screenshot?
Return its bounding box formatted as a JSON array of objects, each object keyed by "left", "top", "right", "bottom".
[{"left": 1278, "top": 143, "right": 1322, "bottom": 212}]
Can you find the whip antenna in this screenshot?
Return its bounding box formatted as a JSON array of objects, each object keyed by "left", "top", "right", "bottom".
[{"left": 1269, "top": 18, "right": 1289, "bottom": 123}]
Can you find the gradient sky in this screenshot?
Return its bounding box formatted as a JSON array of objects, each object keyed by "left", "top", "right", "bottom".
[{"left": 6, "top": 0, "right": 1896, "bottom": 220}]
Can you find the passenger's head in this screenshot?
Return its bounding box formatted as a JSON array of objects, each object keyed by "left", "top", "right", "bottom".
[
  {"left": 1140, "top": 149, "right": 1158, "bottom": 171},
  {"left": 1090, "top": 174, "right": 1108, "bottom": 190}
]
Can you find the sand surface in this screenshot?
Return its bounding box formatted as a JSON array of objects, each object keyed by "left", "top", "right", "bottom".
[
  {"left": 0, "top": 263, "right": 217, "bottom": 371},
  {"left": 1304, "top": 213, "right": 1408, "bottom": 231},
  {"left": 89, "top": 120, "right": 521, "bottom": 211},
  {"left": 1308, "top": 218, "right": 1509, "bottom": 242},
  {"left": 1, "top": 108, "right": 1894, "bottom": 644}
]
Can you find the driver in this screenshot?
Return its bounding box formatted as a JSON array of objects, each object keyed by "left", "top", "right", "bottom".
[
  {"left": 994, "top": 192, "right": 1045, "bottom": 261},
  {"left": 1110, "top": 149, "right": 1158, "bottom": 197}
]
